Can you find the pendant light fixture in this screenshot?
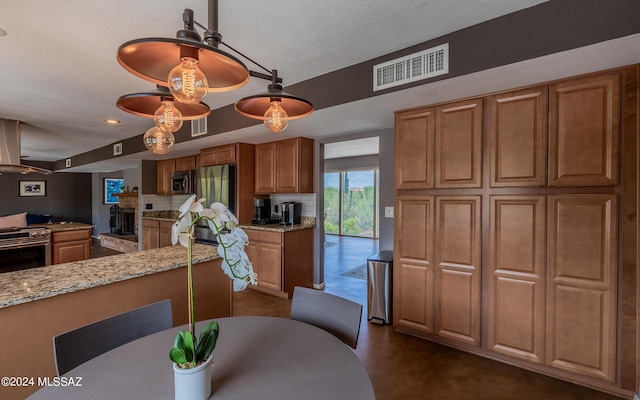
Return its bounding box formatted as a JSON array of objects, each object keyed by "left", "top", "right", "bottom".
[
  {"left": 116, "top": 86, "right": 211, "bottom": 121},
  {"left": 235, "top": 70, "right": 313, "bottom": 133},
  {"left": 143, "top": 126, "right": 175, "bottom": 155},
  {"left": 117, "top": 8, "right": 249, "bottom": 94},
  {"left": 116, "top": 1, "right": 314, "bottom": 154}
]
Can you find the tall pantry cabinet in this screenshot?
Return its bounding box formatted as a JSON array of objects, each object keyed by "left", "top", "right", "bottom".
[{"left": 393, "top": 66, "right": 638, "bottom": 397}]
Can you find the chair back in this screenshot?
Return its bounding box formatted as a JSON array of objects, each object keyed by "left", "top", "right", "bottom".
[
  {"left": 53, "top": 299, "right": 173, "bottom": 375},
  {"left": 291, "top": 286, "right": 363, "bottom": 349}
]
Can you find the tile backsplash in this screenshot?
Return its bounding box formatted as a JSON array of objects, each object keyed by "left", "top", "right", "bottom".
[
  {"left": 140, "top": 194, "right": 191, "bottom": 212},
  {"left": 269, "top": 193, "right": 317, "bottom": 217},
  {"left": 141, "top": 193, "right": 317, "bottom": 217}
]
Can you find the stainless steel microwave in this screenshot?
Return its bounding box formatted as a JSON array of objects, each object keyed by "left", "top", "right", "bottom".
[{"left": 171, "top": 171, "right": 192, "bottom": 194}]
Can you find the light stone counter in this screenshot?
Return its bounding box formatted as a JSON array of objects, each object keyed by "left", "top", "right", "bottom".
[
  {"left": 0, "top": 244, "right": 219, "bottom": 309},
  {"left": 30, "top": 221, "right": 94, "bottom": 232},
  {"left": 142, "top": 210, "right": 180, "bottom": 222},
  {"left": 240, "top": 216, "right": 316, "bottom": 233}
]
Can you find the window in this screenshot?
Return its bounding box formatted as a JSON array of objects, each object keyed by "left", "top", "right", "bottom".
[{"left": 324, "top": 169, "right": 378, "bottom": 238}]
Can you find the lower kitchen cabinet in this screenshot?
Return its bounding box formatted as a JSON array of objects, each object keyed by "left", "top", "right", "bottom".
[
  {"left": 142, "top": 219, "right": 174, "bottom": 250},
  {"left": 244, "top": 227, "right": 313, "bottom": 299},
  {"left": 52, "top": 229, "right": 91, "bottom": 264}
]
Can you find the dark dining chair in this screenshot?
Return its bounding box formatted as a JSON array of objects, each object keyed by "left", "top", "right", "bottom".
[
  {"left": 291, "top": 286, "right": 363, "bottom": 349},
  {"left": 53, "top": 299, "right": 173, "bottom": 375}
]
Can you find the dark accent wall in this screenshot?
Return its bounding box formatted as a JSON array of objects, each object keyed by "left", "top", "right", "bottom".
[{"left": 0, "top": 161, "right": 92, "bottom": 223}]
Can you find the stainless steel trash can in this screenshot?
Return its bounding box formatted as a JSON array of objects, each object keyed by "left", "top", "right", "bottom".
[{"left": 367, "top": 251, "right": 393, "bottom": 324}]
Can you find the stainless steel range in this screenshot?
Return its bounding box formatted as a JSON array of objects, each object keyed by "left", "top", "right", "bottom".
[{"left": 0, "top": 226, "right": 51, "bottom": 272}]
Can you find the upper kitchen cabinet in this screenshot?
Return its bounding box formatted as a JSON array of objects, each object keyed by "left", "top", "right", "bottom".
[
  {"left": 395, "top": 107, "right": 435, "bottom": 189},
  {"left": 549, "top": 72, "right": 620, "bottom": 187},
  {"left": 487, "top": 86, "right": 548, "bottom": 187},
  {"left": 200, "top": 144, "right": 237, "bottom": 167},
  {"left": 175, "top": 155, "right": 196, "bottom": 172},
  {"left": 255, "top": 137, "right": 314, "bottom": 194},
  {"left": 156, "top": 159, "right": 175, "bottom": 195}
]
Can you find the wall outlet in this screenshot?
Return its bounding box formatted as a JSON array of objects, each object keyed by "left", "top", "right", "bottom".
[
  {"left": 384, "top": 206, "right": 394, "bottom": 218},
  {"left": 145, "top": 203, "right": 152, "bottom": 210}
]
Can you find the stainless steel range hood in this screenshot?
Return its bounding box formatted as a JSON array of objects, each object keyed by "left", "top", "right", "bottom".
[{"left": 0, "top": 119, "right": 52, "bottom": 175}]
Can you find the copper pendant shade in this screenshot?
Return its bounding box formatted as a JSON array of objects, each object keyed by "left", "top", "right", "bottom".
[
  {"left": 116, "top": 88, "right": 210, "bottom": 120},
  {"left": 116, "top": 3, "right": 314, "bottom": 154},
  {"left": 235, "top": 83, "right": 314, "bottom": 120},
  {"left": 117, "top": 36, "right": 250, "bottom": 93}
]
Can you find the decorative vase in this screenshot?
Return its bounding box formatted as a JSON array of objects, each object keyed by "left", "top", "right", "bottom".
[{"left": 173, "top": 357, "right": 213, "bottom": 400}]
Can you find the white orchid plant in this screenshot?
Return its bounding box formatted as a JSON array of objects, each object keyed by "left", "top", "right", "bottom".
[{"left": 169, "top": 195, "right": 257, "bottom": 369}]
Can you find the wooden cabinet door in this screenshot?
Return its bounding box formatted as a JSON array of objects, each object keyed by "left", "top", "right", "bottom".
[
  {"left": 175, "top": 156, "right": 196, "bottom": 172},
  {"left": 435, "top": 99, "right": 483, "bottom": 188},
  {"left": 200, "top": 147, "right": 216, "bottom": 167},
  {"left": 53, "top": 240, "right": 90, "bottom": 264},
  {"left": 258, "top": 243, "right": 283, "bottom": 291},
  {"left": 549, "top": 72, "right": 620, "bottom": 187},
  {"left": 255, "top": 143, "right": 277, "bottom": 193},
  {"left": 156, "top": 160, "right": 175, "bottom": 195},
  {"left": 487, "top": 87, "right": 547, "bottom": 187},
  {"left": 395, "top": 107, "right": 435, "bottom": 189},
  {"left": 434, "top": 196, "right": 481, "bottom": 345},
  {"left": 159, "top": 221, "right": 174, "bottom": 248},
  {"left": 215, "top": 144, "right": 237, "bottom": 165},
  {"left": 275, "top": 138, "right": 299, "bottom": 193},
  {"left": 488, "top": 195, "right": 546, "bottom": 363},
  {"left": 394, "top": 195, "right": 434, "bottom": 333},
  {"left": 546, "top": 194, "right": 617, "bottom": 382},
  {"left": 142, "top": 220, "right": 159, "bottom": 250}
]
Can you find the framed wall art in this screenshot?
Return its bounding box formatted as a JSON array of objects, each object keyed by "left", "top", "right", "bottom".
[
  {"left": 19, "top": 181, "right": 46, "bottom": 197},
  {"left": 104, "top": 178, "right": 124, "bottom": 204}
]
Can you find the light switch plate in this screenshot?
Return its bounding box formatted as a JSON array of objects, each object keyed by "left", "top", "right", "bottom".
[{"left": 384, "top": 206, "right": 394, "bottom": 218}]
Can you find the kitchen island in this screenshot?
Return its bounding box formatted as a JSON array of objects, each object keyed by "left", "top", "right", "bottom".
[{"left": 0, "top": 245, "right": 230, "bottom": 400}]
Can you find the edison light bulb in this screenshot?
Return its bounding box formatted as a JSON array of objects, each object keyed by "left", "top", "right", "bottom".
[
  {"left": 154, "top": 100, "right": 183, "bottom": 133},
  {"left": 143, "top": 126, "right": 175, "bottom": 154},
  {"left": 168, "top": 57, "right": 208, "bottom": 104},
  {"left": 264, "top": 101, "right": 288, "bottom": 132}
]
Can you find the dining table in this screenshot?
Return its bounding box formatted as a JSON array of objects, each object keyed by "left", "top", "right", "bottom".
[{"left": 26, "top": 315, "right": 376, "bottom": 399}]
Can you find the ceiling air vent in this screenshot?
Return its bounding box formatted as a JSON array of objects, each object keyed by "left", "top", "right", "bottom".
[
  {"left": 373, "top": 43, "right": 449, "bottom": 91},
  {"left": 191, "top": 117, "right": 207, "bottom": 137}
]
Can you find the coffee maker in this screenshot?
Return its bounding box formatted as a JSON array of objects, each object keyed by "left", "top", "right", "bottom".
[
  {"left": 252, "top": 198, "right": 279, "bottom": 225},
  {"left": 279, "top": 202, "right": 302, "bottom": 225}
]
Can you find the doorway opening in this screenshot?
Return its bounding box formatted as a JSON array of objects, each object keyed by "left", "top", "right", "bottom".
[{"left": 321, "top": 138, "right": 380, "bottom": 305}]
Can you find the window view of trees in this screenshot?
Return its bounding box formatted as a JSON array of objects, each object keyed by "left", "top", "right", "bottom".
[
  {"left": 324, "top": 172, "right": 340, "bottom": 234},
  {"left": 324, "top": 170, "right": 377, "bottom": 238}
]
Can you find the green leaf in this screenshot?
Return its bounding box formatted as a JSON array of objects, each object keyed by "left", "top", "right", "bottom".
[
  {"left": 195, "top": 321, "right": 219, "bottom": 362},
  {"left": 173, "top": 331, "right": 184, "bottom": 349},
  {"left": 169, "top": 347, "right": 187, "bottom": 364},
  {"left": 182, "top": 330, "right": 195, "bottom": 362}
]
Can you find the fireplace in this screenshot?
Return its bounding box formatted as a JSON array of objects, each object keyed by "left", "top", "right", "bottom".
[{"left": 110, "top": 205, "right": 136, "bottom": 235}]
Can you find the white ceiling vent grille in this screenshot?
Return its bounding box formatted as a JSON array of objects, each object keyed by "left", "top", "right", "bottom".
[
  {"left": 191, "top": 117, "right": 208, "bottom": 137},
  {"left": 373, "top": 43, "right": 449, "bottom": 91}
]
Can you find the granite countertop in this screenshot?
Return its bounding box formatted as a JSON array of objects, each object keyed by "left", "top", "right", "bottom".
[
  {"left": 142, "top": 211, "right": 180, "bottom": 222},
  {"left": 0, "top": 244, "right": 219, "bottom": 309},
  {"left": 30, "top": 222, "right": 95, "bottom": 232},
  {"left": 241, "top": 221, "right": 315, "bottom": 233}
]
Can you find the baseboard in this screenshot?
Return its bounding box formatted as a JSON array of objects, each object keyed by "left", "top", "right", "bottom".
[{"left": 313, "top": 282, "right": 325, "bottom": 290}]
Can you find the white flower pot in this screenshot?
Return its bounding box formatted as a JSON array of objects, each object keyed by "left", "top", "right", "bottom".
[{"left": 173, "top": 358, "right": 213, "bottom": 400}]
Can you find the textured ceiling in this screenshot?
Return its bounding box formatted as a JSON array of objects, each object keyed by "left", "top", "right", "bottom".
[{"left": 1, "top": 1, "right": 638, "bottom": 172}]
